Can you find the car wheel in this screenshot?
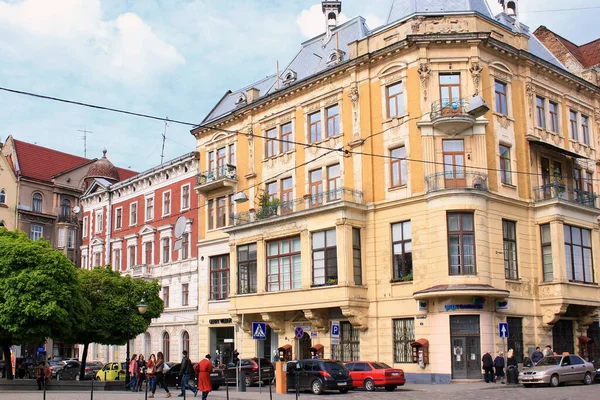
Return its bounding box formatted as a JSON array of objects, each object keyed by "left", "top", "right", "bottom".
[
  {"left": 523, "top": 384, "right": 533, "bottom": 388},
  {"left": 549, "top": 374, "right": 559, "bottom": 388},
  {"left": 75, "top": 373, "right": 80, "bottom": 381},
  {"left": 339, "top": 388, "right": 349, "bottom": 394},
  {"left": 244, "top": 375, "right": 252, "bottom": 387},
  {"left": 384, "top": 385, "right": 397, "bottom": 392},
  {"left": 583, "top": 372, "right": 592, "bottom": 385},
  {"left": 311, "top": 379, "right": 323, "bottom": 395},
  {"left": 364, "top": 378, "right": 375, "bottom": 391}
]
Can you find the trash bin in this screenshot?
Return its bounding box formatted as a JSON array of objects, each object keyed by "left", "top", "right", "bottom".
[
  {"left": 238, "top": 371, "right": 247, "bottom": 392},
  {"left": 506, "top": 365, "right": 518, "bottom": 384}
]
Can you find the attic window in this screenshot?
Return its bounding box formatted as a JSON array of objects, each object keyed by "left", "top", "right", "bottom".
[
  {"left": 282, "top": 70, "right": 297, "bottom": 86},
  {"left": 235, "top": 93, "right": 247, "bottom": 107},
  {"left": 327, "top": 49, "right": 346, "bottom": 67}
]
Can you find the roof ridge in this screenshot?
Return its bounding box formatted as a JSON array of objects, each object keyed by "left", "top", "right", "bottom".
[{"left": 14, "top": 139, "right": 90, "bottom": 162}]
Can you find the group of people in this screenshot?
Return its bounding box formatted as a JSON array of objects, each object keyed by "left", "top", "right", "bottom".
[
  {"left": 481, "top": 349, "right": 517, "bottom": 384},
  {"left": 124, "top": 350, "right": 214, "bottom": 399}
]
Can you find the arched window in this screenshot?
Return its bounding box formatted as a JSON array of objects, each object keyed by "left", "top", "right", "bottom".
[
  {"left": 144, "top": 332, "right": 151, "bottom": 357},
  {"left": 182, "top": 331, "right": 190, "bottom": 354},
  {"left": 32, "top": 193, "right": 43, "bottom": 213},
  {"left": 0, "top": 189, "right": 6, "bottom": 204},
  {"left": 162, "top": 332, "right": 170, "bottom": 362},
  {"left": 61, "top": 199, "right": 71, "bottom": 217}
]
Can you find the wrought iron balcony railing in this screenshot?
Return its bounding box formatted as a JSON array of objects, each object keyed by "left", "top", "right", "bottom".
[
  {"left": 57, "top": 214, "right": 79, "bottom": 224},
  {"left": 425, "top": 170, "right": 488, "bottom": 193},
  {"left": 533, "top": 183, "right": 598, "bottom": 208},
  {"left": 430, "top": 98, "right": 472, "bottom": 120},
  {"left": 230, "top": 187, "right": 364, "bottom": 226},
  {"left": 196, "top": 164, "right": 237, "bottom": 186}
]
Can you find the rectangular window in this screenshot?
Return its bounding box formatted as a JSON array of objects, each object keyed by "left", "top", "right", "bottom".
[
  {"left": 390, "top": 147, "right": 407, "bottom": 187},
  {"left": 310, "top": 169, "right": 323, "bottom": 206},
  {"left": 281, "top": 122, "right": 293, "bottom": 153},
  {"left": 113, "top": 249, "right": 121, "bottom": 271},
  {"left": 327, "top": 164, "right": 341, "bottom": 201},
  {"left": 83, "top": 217, "right": 88, "bottom": 238},
  {"left": 574, "top": 168, "right": 583, "bottom": 192},
  {"left": 536, "top": 96, "right": 546, "bottom": 128},
  {"left": 145, "top": 197, "right": 154, "bottom": 221},
  {"left": 386, "top": 82, "right": 404, "bottom": 118},
  {"left": 115, "top": 208, "right": 122, "bottom": 230},
  {"left": 266, "top": 128, "right": 277, "bottom": 158},
  {"left": 228, "top": 194, "right": 234, "bottom": 226},
  {"left": 130, "top": 203, "right": 137, "bottom": 225},
  {"left": 58, "top": 228, "right": 66, "bottom": 248},
  {"left": 238, "top": 243, "right": 257, "bottom": 294},
  {"left": 564, "top": 225, "right": 594, "bottom": 283},
  {"left": 67, "top": 229, "right": 75, "bottom": 249},
  {"left": 392, "top": 221, "right": 412, "bottom": 280},
  {"left": 208, "top": 151, "right": 215, "bottom": 171},
  {"left": 325, "top": 104, "right": 340, "bottom": 137},
  {"left": 503, "top": 220, "right": 518, "bottom": 280},
  {"left": 95, "top": 211, "right": 103, "bottom": 233},
  {"left": 331, "top": 322, "right": 360, "bottom": 362},
  {"left": 162, "top": 238, "right": 170, "bottom": 263},
  {"left": 569, "top": 110, "right": 578, "bottom": 140},
  {"left": 210, "top": 255, "right": 229, "bottom": 300},
  {"left": 585, "top": 171, "right": 593, "bottom": 194},
  {"left": 448, "top": 212, "right": 475, "bottom": 275},
  {"left": 549, "top": 101, "right": 559, "bottom": 132},
  {"left": 393, "top": 318, "right": 415, "bottom": 363},
  {"left": 216, "top": 196, "right": 226, "bottom": 228},
  {"left": 94, "top": 252, "right": 101, "bottom": 267},
  {"left": 499, "top": 144, "right": 512, "bottom": 185},
  {"left": 144, "top": 242, "right": 153, "bottom": 265},
  {"left": 267, "top": 236, "right": 301, "bottom": 291},
  {"left": 163, "top": 191, "right": 171, "bottom": 216},
  {"left": 582, "top": 115, "right": 590, "bottom": 145},
  {"left": 163, "top": 286, "right": 169, "bottom": 308},
  {"left": 494, "top": 80, "right": 508, "bottom": 115},
  {"left": 216, "top": 147, "right": 227, "bottom": 170},
  {"left": 281, "top": 177, "right": 293, "bottom": 214},
  {"left": 266, "top": 181, "right": 277, "bottom": 201},
  {"left": 541, "top": 224, "right": 553, "bottom": 282},
  {"left": 207, "top": 199, "right": 214, "bottom": 230},
  {"left": 353, "top": 228, "right": 362, "bottom": 285},
  {"left": 181, "top": 232, "right": 189, "bottom": 260},
  {"left": 229, "top": 144, "right": 236, "bottom": 165},
  {"left": 312, "top": 229, "right": 337, "bottom": 285},
  {"left": 439, "top": 74, "right": 461, "bottom": 106},
  {"left": 182, "top": 283, "right": 189, "bottom": 306},
  {"left": 308, "top": 111, "right": 322, "bottom": 143}
]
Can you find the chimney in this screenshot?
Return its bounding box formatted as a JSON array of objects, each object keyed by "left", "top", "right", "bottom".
[
  {"left": 322, "top": 1, "right": 342, "bottom": 46},
  {"left": 246, "top": 88, "right": 260, "bottom": 103}
]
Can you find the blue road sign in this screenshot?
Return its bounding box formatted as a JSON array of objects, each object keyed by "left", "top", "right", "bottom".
[
  {"left": 498, "top": 322, "right": 509, "bottom": 338},
  {"left": 294, "top": 326, "right": 304, "bottom": 339},
  {"left": 331, "top": 321, "right": 340, "bottom": 338},
  {"left": 252, "top": 322, "right": 267, "bottom": 340}
]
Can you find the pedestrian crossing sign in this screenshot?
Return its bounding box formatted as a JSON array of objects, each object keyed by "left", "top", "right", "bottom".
[{"left": 252, "top": 322, "right": 267, "bottom": 340}]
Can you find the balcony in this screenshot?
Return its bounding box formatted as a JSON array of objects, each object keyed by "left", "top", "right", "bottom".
[
  {"left": 533, "top": 183, "right": 598, "bottom": 209},
  {"left": 57, "top": 214, "right": 79, "bottom": 225},
  {"left": 425, "top": 170, "right": 488, "bottom": 193},
  {"left": 195, "top": 164, "right": 237, "bottom": 193},
  {"left": 230, "top": 187, "right": 364, "bottom": 227},
  {"left": 121, "top": 264, "right": 153, "bottom": 279},
  {"left": 430, "top": 98, "right": 476, "bottom": 134}
]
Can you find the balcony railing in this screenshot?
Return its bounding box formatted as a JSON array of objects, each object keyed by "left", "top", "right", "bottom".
[
  {"left": 425, "top": 170, "right": 488, "bottom": 193},
  {"left": 231, "top": 187, "right": 364, "bottom": 226},
  {"left": 131, "top": 264, "right": 153, "bottom": 278},
  {"left": 57, "top": 214, "right": 79, "bottom": 224},
  {"left": 195, "top": 164, "right": 237, "bottom": 192},
  {"left": 430, "top": 98, "right": 476, "bottom": 134},
  {"left": 533, "top": 183, "right": 598, "bottom": 208}
]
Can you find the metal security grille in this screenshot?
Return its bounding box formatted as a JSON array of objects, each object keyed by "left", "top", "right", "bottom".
[
  {"left": 507, "top": 317, "right": 524, "bottom": 362},
  {"left": 552, "top": 320, "right": 574, "bottom": 355},
  {"left": 393, "top": 318, "right": 415, "bottom": 363},
  {"left": 332, "top": 322, "right": 360, "bottom": 362}
]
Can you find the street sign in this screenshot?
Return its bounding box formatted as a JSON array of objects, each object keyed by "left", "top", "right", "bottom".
[
  {"left": 252, "top": 322, "right": 267, "bottom": 340},
  {"left": 498, "top": 322, "right": 509, "bottom": 338},
  {"left": 294, "top": 326, "right": 304, "bottom": 339},
  {"left": 331, "top": 320, "right": 340, "bottom": 338}
]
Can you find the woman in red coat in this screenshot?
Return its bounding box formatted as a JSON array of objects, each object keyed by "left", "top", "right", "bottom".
[{"left": 196, "top": 354, "right": 213, "bottom": 400}]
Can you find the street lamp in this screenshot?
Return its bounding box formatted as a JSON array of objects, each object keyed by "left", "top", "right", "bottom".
[{"left": 125, "top": 296, "right": 148, "bottom": 387}]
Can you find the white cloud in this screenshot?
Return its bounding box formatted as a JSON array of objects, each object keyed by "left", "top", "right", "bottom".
[
  {"left": 0, "top": 0, "right": 185, "bottom": 85},
  {"left": 296, "top": 3, "right": 349, "bottom": 38}
]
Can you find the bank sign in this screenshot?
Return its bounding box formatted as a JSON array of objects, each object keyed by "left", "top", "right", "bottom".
[{"left": 444, "top": 303, "right": 484, "bottom": 311}]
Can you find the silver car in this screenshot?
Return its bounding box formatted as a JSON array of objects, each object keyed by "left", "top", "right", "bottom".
[{"left": 519, "top": 354, "right": 596, "bottom": 387}]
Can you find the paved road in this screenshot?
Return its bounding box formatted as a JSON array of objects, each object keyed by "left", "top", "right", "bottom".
[{"left": 0, "top": 382, "right": 599, "bottom": 400}]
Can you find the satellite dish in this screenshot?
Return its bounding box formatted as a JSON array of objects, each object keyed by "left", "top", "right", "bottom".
[
  {"left": 174, "top": 216, "right": 187, "bottom": 238},
  {"left": 73, "top": 206, "right": 81, "bottom": 214}
]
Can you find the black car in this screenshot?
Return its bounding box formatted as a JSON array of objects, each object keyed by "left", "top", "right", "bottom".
[
  {"left": 57, "top": 361, "right": 102, "bottom": 380},
  {"left": 286, "top": 359, "right": 352, "bottom": 395},
  {"left": 593, "top": 356, "right": 600, "bottom": 382},
  {"left": 163, "top": 362, "right": 225, "bottom": 390},
  {"left": 223, "top": 358, "right": 274, "bottom": 387}
]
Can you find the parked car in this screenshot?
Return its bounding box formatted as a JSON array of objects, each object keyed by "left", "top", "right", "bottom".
[
  {"left": 286, "top": 360, "right": 352, "bottom": 395},
  {"left": 345, "top": 361, "right": 405, "bottom": 391},
  {"left": 519, "top": 354, "right": 596, "bottom": 387},
  {"left": 38, "top": 360, "right": 67, "bottom": 379},
  {"left": 15, "top": 357, "right": 36, "bottom": 379},
  {"left": 222, "top": 358, "right": 274, "bottom": 387},
  {"left": 593, "top": 356, "right": 600, "bottom": 382},
  {"left": 163, "top": 362, "right": 225, "bottom": 390},
  {"left": 95, "top": 362, "right": 128, "bottom": 381},
  {"left": 57, "top": 361, "right": 103, "bottom": 381}
]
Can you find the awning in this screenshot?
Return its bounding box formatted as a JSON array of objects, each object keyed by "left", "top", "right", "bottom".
[
  {"left": 278, "top": 344, "right": 292, "bottom": 351},
  {"left": 528, "top": 137, "right": 587, "bottom": 159},
  {"left": 310, "top": 344, "right": 324, "bottom": 352},
  {"left": 411, "top": 339, "right": 429, "bottom": 347},
  {"left": 413, "top": 284, "right": 510, "bottom": 299},
  {"left": 578, "top": 336, "right": 593, "bottom": 344}
]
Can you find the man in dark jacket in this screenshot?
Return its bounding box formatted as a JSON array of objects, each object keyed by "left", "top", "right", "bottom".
[
  {"left": 482, "top": 351, "right": 494, "bottom": 383},
  {"left": 531, "top": 347, "right": 544, "bottom": 364},
  {"left": 178, "top": 350, "right": 198, "bottom": 397}
]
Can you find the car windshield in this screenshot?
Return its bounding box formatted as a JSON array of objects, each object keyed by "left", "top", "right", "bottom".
[
  {"left": 372, "top": 362, "right": 392, "bottom": 369},
  {"left": 535, "top": 356, "right": 562, "bottom": 366},
  {"left": 324, "top": 361, "right": 346, "bottom": 371}
]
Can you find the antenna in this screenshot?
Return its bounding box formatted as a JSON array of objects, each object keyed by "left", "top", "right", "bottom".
[
  {"left": 78, "top": 128, "right": 93, "bottom": 158},
  {"left": 161, "top": 118, "right": 169, "bottom": 164}
]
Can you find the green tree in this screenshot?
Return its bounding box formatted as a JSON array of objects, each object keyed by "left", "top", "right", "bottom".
[
  {"left": 65, "top": 267, "right": 163, "bottom": 380},
  {"left": 0, "top": 229, "right": 87, "bottom": 379}
]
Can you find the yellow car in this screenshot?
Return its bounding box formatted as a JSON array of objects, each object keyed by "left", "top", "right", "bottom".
[{"left": 95, "top": 362, "right": 128, "bottom": 381}]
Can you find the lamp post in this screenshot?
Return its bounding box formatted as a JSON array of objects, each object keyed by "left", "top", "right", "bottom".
[{"left": 125, "top": 296, "right": 148, "bottom": 387}]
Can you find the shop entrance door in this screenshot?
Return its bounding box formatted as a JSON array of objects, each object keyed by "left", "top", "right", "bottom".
[
  {"left": 298, "top": 333, "right": 312, "bottom": 360},
  {"left": 450, "top": 315, "right": 481, "bottom": 379}
]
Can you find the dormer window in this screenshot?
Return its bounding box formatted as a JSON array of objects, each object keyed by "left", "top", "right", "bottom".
[
  {"left": 235, "top": 93, "right": 247, "bottom": 107},
  {"left": 282, "top": 70, "right": 297, "bottom": 86},
  {"left": 326, "top": 49, "right": 345, "bottom": 67}
]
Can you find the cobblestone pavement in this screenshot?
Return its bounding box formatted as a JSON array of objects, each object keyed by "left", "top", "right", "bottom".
[{"left": 0, "top": 382, "right": 599, "bottom": 400}]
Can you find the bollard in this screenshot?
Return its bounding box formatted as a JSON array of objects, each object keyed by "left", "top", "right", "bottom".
[
  {"left": 506, "top": 365, "right": 518, "bottom": 385},
  {"left": 269, "top": 377, "right": 273, "bottom": 400},
  {"left": 295, "top": 371, "right": 299, "bottom": 400},
  {"left": 238, "top": 371, "right": 247, "bottom": 392}
]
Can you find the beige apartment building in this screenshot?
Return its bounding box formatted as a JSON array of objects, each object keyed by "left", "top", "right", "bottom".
[{"left": 191, "top": 0, "right": 600, "bottom": 382}]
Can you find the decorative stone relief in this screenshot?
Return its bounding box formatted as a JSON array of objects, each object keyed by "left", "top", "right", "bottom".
[
  {"left": 542, "top": 304, "right": 568, "bottom": 326},
  {"left": 595, "top": 108, "right": 600, "bottom": 132},
  {"left": 302, "top": 309, "right": 330, "bottom": 333},
  {"left": 525, "top": 83, "right": 535, "bottom": 118},
  {"left": 497, "top": 115, "right": 510, "bottom": 129},
  {"left": 261, "top": 312, "right": 287, "bottom": 334},
  {"left": 231, "top": 314, "right": 252, "bottom": 333},
  {"left": 340, "top": 305, "right": 369, "bottom": 332},
  {"left": 411, "top": 17, "right": 468, "bottom": 34},
  {"left": 246, "top": 124, "right": 255, "bottom": 174},
  {"left": 417, "top": 63, "right": 431, "bottom": 101},
  {"left": 349, "top": 85, "right": 360, "bottom": 138},
  {"left": 469, "top": 62, "right": 483, "bottom": 94}
]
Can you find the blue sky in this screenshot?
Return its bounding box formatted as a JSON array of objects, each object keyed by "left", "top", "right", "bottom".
[{"left": 0, "top": 0, "right": 598, "bottom": 172}]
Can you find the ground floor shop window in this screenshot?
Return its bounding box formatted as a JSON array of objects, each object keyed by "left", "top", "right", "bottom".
[
  {"left": 393, "top": 318, "right": 414, "bottom": 363},
  {"left": 331, "top": 322, "right": 359, "bottom": 362},
  {"left": 507, "top": 317, "right": 524, "bottom": 362}
]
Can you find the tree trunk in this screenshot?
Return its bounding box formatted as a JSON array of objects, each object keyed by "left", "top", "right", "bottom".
[
  {"left": 79, "top": 343, "right": 89, "bottom": 381},
  {"left": 1, "top": 341, "right": 13, "bottom": 380}
]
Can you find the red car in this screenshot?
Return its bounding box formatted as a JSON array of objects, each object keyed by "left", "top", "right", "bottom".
[{"left": 345, "top": 361, "right": 405, "bottom": 391}]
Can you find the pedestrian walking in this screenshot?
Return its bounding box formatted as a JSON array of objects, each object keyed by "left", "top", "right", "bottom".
[
  {"left": 178, "top": 350, "right": 198, "bottom": 397},
  {"left": 136, "top": 354, "right": 148, "bottom": 392},
  {"left": 507, "top": 349, "right": 517, "bottom": 367},
  {"left": 147, "top": 354, "right": 157, "bottom": 396},
  {"left": 493, "top": 352, "right": 505, "bottom": 384},
  {"left": 481, "top": 350, "right": 494, "bottom": 383},
  {"left": 544, "top": 345, "right": 553, "bottom": 357},
  {"left": 195, "top": 354, "right": 213, "bottom": 400},
  {"left": 36, "top": 362, "right": 51, "bottom": 390},
  {"left": 531, "top": 346, "right": 544, "bottom": 364},
  {"left": 152, "top": 351, "right": 171, "bottom": 398},
  {"left": 125, "top": 354, "right": 138, "bottom": 391}
]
